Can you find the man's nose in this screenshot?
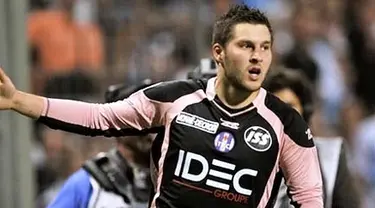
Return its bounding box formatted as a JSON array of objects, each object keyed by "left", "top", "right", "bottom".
[{"left": 250, "top": 51, "right": 262, "bottom": 64}]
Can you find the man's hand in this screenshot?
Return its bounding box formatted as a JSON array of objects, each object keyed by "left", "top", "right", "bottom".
[
  {"left": 0, "top": 67, "right": 44, "bottom": 119},
  {"left": 0, "top": 67, "right": 17, "bottom": 110}
]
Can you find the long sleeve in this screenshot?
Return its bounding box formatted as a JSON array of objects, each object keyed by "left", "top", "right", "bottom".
[
  {"left": 280, "top": 111, "right": 324, "bottom": 208},
  {"left": 38, "top": 85, "right": 170, "bottom": 137}
]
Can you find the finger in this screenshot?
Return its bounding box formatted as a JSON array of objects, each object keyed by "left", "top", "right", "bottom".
[
  {"left": 0, "top": 67, "right": 5, "bottom": 82},
  {"left": 0, "top": 67, "right": 9, "bottom": 84}
]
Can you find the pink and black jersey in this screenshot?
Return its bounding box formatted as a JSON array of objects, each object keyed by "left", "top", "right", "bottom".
[{"left": 38, "top": 77, "right": 323, "bottom": 208}]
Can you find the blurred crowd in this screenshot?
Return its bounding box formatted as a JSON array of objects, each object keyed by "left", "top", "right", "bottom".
[{"left": 27, "top": 0, "right": 375, "bottom": 207}]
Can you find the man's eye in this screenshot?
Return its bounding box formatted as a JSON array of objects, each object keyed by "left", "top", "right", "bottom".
[
  {"left": 242, "top": 44, "right": 251, "bottom": 49},
  {"left": 262, "top": 45, "right": 270, "bottom": 50}
]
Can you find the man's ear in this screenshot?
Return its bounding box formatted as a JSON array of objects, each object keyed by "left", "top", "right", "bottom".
[{"left": 212, "top": 43, "right": 224, "bottom": 65}]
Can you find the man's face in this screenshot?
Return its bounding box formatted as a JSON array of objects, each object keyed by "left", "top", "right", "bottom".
[{"left": 219, "top": 23, "right": 272, "bottom": 92}]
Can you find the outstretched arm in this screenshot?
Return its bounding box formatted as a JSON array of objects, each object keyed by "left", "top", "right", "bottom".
[
  {"left": 0, "top": 67, "right": 167, "bottom": 137},
  {"left": 0, "top": 67, "right": 44, "bottom": 118},
  {"left": 12, "top": 91, "right": 45, "bottom": 119}
]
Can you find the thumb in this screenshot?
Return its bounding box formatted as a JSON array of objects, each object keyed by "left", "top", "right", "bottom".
[
  {"left": 0, "top": 67, "right": 6, "bottom": 82},
  {"left": 0, "top": 67, "right": 10, "bottom": 83}
]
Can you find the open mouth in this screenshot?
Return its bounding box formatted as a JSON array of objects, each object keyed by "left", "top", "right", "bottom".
[{"left": 248, "top": 67, "right": 261, "bottom": 75}]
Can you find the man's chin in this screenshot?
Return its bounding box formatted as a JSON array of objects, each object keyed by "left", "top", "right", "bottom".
[
  {"left": 227, "top": 77, "right": 261, "bottom": 93},
  {"left": 243, "top": 81, "right": 262, "bottom": 92},
  {"left": 246, "top": 87, "right": 261, "bottom": 93}
]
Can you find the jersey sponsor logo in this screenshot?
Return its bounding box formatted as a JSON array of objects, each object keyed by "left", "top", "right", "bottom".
[
  {"left": 214, "top": 132, "right": 235, "bottom": 153},
  {"left": 244, "top": 126, "right": 272, "bottom": 152},
  {"left": 176, "top": 112, "right": 219, "bottom": 134},
  {"left": 173, "top": 150, "right": 258, "bottom": 204},
  {"left": 220, "top": 118, "right": 240, "bottom": 130}
]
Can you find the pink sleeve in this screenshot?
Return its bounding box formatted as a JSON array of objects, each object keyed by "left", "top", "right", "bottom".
[
  {"left": 280, "top": 134, "right": 324, "bottom": 208},
  {"left": 39, "top": 90, "right": 169, "bottom": 136}
]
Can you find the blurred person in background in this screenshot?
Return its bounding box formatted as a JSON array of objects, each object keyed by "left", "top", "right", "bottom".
[
  {"left": 344, "top": 1, "right": 375, "bottom": 206},
  {"left": 28, "top": 0, "right": 104, "bottom": 93},
  {"left": 47, "top": 80, "right": 154, "bottom": 208},
  {"left": 108, "top": 0, "right": 201, "bottom": 85},
  {"left": 37, "top": 129, "right": 107, "bottom": 207},
  {"left": 47, "top": 134, "right": 153, "bottom": 208},
  {"left": 281, "top": 2, "right": 348, "bottom": 138},
  {"left": 352, "top": 109, "right": 375, "bottom": 208},
  {"left": 282, "top": 4, "right": 319, "bottom": 83},
  {"left": 263, "top": 68, "right": 360, "bottom": 208},
  {"left": 345, "top": 0, "right": 375, "bottom": 114},
  {"left": 32, "top": 71, "right": 107, "bottom": 206}
]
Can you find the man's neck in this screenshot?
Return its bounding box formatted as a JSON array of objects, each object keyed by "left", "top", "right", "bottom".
[{"left": 215, "top": 76, "right": 260, "bottom": 109}]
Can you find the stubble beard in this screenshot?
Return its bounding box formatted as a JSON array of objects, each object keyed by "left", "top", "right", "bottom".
[{"left": 223, "top": 57, "right": 253, "bottom": 94}]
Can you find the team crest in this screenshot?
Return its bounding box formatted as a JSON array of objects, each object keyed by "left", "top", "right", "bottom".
[
  {"left": 244, "top": 126, "right": 272, "bottom": 152},
  {"left": 214, "top": 132, "right": 235, "bottom": 153}
]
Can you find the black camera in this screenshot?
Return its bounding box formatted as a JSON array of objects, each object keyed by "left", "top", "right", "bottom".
[
  {"left": 187, "top": 58, "right": 217, "bottom": 79},
  {"left": 105, "top": 79, "right": 153, "bottom": 102}
]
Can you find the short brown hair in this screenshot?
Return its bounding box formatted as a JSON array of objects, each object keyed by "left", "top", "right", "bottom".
[{"left": 212, "top": 4, "right": 273, "bottom": 47}]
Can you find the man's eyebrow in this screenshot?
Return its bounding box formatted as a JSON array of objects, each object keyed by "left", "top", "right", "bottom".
[
  {"left": 262, "top": 41, "right": 271, "bottom": 45},
  {"left": 241, "top": 40, "right": 253, "bottom": 44},
  {"left": 238, "top": 40, "right": 271, "bottom": 44}
]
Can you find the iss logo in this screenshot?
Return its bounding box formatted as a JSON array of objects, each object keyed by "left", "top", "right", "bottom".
[
  {"left": 244, "top": 126, "right": 272, "bottom": 152},
  {"left": 214, "top": 132, "right": 235, "bottom": 153}
]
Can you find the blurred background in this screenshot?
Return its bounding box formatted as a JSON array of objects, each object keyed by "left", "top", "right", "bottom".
[{"left": 1, "top": 0, "right": 375, "bottom": 207}]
